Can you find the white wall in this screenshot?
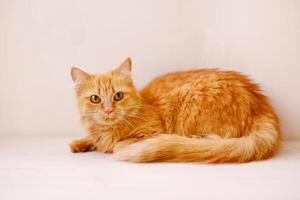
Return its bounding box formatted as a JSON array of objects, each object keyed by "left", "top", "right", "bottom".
[{"left": 0, "top": 0, "right": 299, "bottom": 139}]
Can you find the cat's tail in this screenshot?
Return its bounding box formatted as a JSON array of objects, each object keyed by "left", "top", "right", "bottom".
[{"left": 114, "top": 116, "right": 281, "bottom": 163}]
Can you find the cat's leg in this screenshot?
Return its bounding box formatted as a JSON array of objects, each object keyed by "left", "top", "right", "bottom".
[
  {"left": 69, "top": 135, "right": 96, "bottom": 153},
  {"left": 113, "top": 120, "right": 165, "bottom": 153},
  {"left": 113, "top": 138, "right": 141, "bottom": 153}
]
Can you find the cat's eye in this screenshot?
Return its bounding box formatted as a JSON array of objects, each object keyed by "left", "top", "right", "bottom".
[
  {"left": 90, "top": 95, "right": 101, "bottom": 104},
  {"left": 114, "top": 92, "right": 124, "bottom": 101}
]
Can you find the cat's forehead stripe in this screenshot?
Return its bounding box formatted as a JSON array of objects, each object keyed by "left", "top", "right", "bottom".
[
  {"left": 96, "top": 74, "right": 114, "bottom": 95},
  {"left": 84, "top": 72, "right": 130, "bottom": 96}
]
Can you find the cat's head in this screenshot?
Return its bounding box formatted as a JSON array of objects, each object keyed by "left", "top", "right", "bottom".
[{"left": 71, "top": 58, "right": 141, "bottom": 126}]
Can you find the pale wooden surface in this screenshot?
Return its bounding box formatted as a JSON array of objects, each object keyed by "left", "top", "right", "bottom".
[{"left": 1, "top": 136, "right": 299, "bottom": 200}]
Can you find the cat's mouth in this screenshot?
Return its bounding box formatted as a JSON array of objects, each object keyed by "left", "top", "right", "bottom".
[
  {"left": 87, "top": 110, "right": 125, "bottom": 126},
  {"left": 101, "top": 118, "right": 124, "bottom": 127},
  {"left": 103, "top": 116, "right": 116, "bottom": 121},
  {"left": 102, "top": 114, "right": 123, "bottom": 125}
]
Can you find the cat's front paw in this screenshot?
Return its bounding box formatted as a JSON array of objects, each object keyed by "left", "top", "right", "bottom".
[{"left": 69, "top": 139, "right": 95, "bottom": 153}]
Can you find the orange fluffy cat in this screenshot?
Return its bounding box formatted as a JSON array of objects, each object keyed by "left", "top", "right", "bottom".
[{"left": 70, "top": 58, "right": 281, "bottom": 163}]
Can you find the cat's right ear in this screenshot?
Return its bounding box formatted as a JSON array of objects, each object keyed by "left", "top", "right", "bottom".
[
  {"left": 118, "top": 57, "right": 132, "bottom": 73},
  {"left": 71, "top": 67, "right": 89, "bottom": 85}
]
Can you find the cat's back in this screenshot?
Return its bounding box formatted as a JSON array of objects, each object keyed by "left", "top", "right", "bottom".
[
  {"left": 140, "top": 68, "right": 260, "bottom": 102},
  {"left": 140, "top": 68, "right": 270, "bottom": 136}
]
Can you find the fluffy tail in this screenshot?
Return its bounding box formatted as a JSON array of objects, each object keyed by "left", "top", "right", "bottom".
[{"left": 114, "top": 117, "right": 281, "bottom": 163}]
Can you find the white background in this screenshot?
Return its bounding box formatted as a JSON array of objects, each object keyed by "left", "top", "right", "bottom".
[{"left": 0, "top": 0, "right": 299, "bottom": 139}]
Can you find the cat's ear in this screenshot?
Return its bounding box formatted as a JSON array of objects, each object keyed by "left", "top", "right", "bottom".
[
  {"left": 118, "top": 57, "right": 132, "bottom": 73},
  {"left": 71, "top": 67, "right": 90, "bottom": 84}
]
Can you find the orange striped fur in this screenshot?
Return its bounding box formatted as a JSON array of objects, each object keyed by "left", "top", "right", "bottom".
[{"left": 70, "top": 58, "right": 281, "bottom": 163}]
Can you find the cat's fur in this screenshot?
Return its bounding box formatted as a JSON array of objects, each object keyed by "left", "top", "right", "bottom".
[{"left": 70, "top": 58, "right": 281, "bottom": 163}]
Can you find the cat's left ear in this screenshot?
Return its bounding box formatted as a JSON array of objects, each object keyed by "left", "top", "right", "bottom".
[
  {"left": 71, "top": 67, "right": 90, "bottom": 85},
  {"left": 118, "top": 57, "right": 132, "bottom": 73}
]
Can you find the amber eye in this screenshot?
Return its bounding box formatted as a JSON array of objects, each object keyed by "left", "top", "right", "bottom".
[
  {"left": 90, "top": 95, "right": 101, "bottom": 104},
  {"left": 114, "top": 92, "right": 124, "bottom": 101}
]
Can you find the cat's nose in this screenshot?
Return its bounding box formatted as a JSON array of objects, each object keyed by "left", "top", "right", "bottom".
[{"left": 104, "top": 108, "right": 113, "bottom": 116}]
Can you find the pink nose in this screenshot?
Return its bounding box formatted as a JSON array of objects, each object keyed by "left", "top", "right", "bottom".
[{"left": 104, "top": 108, "right": 113, "bottom": 116}]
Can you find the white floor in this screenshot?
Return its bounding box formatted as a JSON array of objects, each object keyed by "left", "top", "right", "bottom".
[{"left": 0, "top": 136, "right": 300, "bottom": 200}]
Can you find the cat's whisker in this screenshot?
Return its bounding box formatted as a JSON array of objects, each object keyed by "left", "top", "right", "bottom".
[
  {"left": 126, "top": 115, "right": 146, "bottom": 121},
  {"left": 125, "top": 112, "right": 147, "bottom": 121},
  {"left": 80, "top": 111, "right": 103, "bottom": 118},
  {"left": 125, "top": 104, "right": 160, "bottom": 111},
  {"left": 121, "top": 118, "right": 135, "bottom": 129}
]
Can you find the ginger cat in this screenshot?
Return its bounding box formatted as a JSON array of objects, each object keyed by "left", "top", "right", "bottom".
[{"left": 70, "top": 58, "right": 281, "bottom": 163}]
